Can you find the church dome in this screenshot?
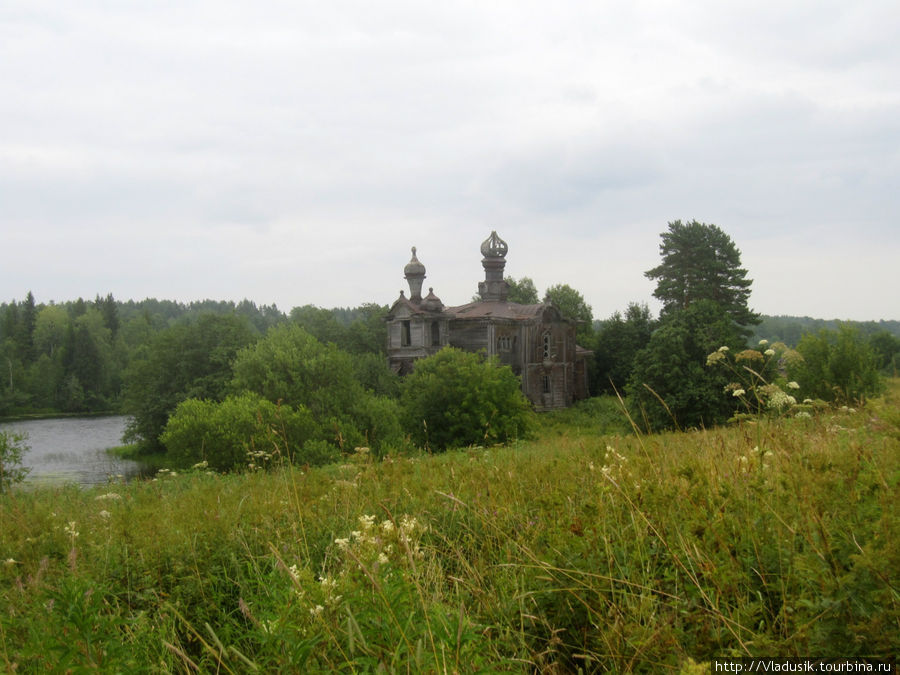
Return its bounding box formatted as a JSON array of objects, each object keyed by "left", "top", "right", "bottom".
[
  {"left": 480, "top": 231, "right": 508, "bottom": 259},
  {"left": 404, "top": 246, "right": 426, "bottom": 277}
]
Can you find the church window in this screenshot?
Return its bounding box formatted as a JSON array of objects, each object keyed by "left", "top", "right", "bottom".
[
  {"left": 431, "top": 321, "right": 440, "bottom": 346},
  {"left": 497, "top": 335, "right": 512, "bottom": 351},
  {"left": 542, "top": 332, "right": 551, "bottom": 359},
  {"left": 401, "top": 320, "right": 411, "bottom": 346},
  {"left": 542, "top": 374, "right": 551, "bottom": 394}
]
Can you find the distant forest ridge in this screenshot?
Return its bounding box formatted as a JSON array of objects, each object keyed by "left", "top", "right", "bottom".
[{"left": 749, "top": 315, "right": 900, "bottom": 345}]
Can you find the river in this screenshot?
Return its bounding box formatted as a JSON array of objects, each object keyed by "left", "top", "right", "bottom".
[{"left": 0, "top": 416, "right": 150, "bottom": 487}]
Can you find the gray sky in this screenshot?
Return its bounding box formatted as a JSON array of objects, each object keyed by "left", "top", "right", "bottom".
[{"left": 2, "top": 1, "right": 898, "bottom": 321}]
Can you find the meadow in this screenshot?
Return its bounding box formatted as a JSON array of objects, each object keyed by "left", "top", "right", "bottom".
[{"left": 1, "top": 385, "right": 897, "bottom": 672}]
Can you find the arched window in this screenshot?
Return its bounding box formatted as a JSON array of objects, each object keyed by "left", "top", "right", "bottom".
[
  {"left": 431, "top": 321, "right": 440, "bottom": 346},
  {"left": 542, "top": 332, "right": 551, "bottom": 359}
]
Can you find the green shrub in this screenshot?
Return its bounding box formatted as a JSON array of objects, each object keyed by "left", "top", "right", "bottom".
[
  {"left": 792, "top": 324, "right": 883, "bottom": 404},
  {"left": 230, "top": 324, "right": 402, "bottom": 453},
  {"left": 0, "top": 429, "right": 30, "bottom": 492},
  {"left": 161, "top": 392, "right": 317, "bottom": 471},
  {"left": 400, "top": 347, "right": 532, "bottom": 450}
]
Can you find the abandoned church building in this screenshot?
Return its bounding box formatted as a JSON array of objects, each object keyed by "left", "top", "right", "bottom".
[{"left": 386, "top": 231, "right": 591, "bottom": 411}]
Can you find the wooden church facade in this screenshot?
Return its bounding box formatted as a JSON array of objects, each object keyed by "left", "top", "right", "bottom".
[{"left": 386, "top": 232, "right": 591, "bottom": 411}]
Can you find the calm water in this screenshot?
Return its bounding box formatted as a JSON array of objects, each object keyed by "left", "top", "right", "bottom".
[{"left": 0, "top": 416, "right": 149, "bottom": 487}]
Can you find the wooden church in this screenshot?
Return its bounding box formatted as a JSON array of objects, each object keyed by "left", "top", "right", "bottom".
[{"left": 386, "top": 231, "right": 591, "bottom": 410}]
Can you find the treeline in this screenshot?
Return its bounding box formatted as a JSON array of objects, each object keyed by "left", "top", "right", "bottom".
[{"left": 0, "top": 294, "right": 390, "bottom": 418}]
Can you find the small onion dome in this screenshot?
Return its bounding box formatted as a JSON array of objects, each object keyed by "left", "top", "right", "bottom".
[
  {"left": 422, "top": 287, "right": 443, "bottom": 311},
  {"left": 480, "top": 230, "right": 508, "bottom": 259},
  {"left": 404, "top": 246, "right": 426, "bottom": 277}
]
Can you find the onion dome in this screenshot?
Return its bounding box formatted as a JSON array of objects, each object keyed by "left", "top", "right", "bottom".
[
  {"left": 404, "top": 246, "right": 426, "bottom": 277},
  {"left": 480, "top": 231, "right": 508, "bottom": 259}
]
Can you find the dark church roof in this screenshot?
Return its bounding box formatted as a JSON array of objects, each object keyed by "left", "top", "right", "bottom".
[{"left": 443, "top": 300, "right": 556, "bottom": 321}]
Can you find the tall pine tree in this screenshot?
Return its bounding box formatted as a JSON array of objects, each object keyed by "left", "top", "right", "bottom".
[{"left": 645, "top": 220, "right": 759, "bottom": 329}]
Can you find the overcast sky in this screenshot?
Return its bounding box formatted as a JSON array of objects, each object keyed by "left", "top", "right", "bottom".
[{"left": 2, "top": 1, "right": 898, "bottom": 322}]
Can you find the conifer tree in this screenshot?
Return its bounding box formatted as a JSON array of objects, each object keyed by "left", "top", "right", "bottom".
[{"left": 645, "top": 220, "right": 759, "bottom": 329}]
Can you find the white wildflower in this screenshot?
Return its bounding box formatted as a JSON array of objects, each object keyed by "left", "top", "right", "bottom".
[
  {"left": 309, "top": 605, "right": 324, "bottom": 617},
  {"left": 358, "top": 514, "right": 376, "bottom": 531},
  {"left": 377, "top": 552, "right": 390, "bottom": 565},
  {"left": 764, "top": 349, "right": 776, "bottom": 357},
  {"left": 192, "top": 460, "right": 208, "bottom": 469},
  {"left": 94, "top": 492, "right": 122, "bottom": 501},
  {"left": 64, "top": 522, "right": 79, "bottom": 539},
  {"left": 758, "top": 339, "right": 769, "bottom": 346},
  {"left": 718, "top": 345, "right": 730, "bottom": 353},
  {"left": 380, "top": 520, "right": 394, "bottom": 533},
  {"left": 786, "top": 381, "right": 800, "bottom": 390},
  {"left": 732, "top": 389, "right": 746, "bottom": 398},
  {"left": 98, "top": 510, "right": 111, "bottom": 519},
  {"left": 334, "top": 538, "right": 350, "bottom": 551}
]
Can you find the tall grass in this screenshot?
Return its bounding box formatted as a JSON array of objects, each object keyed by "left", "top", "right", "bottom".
[{"left": 1, "top": 385, "right": 897, "bottom": 672}]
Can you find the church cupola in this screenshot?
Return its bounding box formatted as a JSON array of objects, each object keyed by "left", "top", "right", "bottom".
[
  {"left": 478, "top": 231, "right": 509, "bottom": 302},
  {"left": 404, "top": 246, "right": 426, "bottom": 302}
]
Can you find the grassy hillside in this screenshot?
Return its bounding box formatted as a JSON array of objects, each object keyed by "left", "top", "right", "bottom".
[{"left": 1, "top": 384, "right": 898, "bottom": 672}]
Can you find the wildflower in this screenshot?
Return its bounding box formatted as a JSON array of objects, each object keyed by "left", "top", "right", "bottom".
[
  {"left": 98, "top": 510, "right": 111, "bottom": 519},
  {"left": 758, "top": 339, "right": 769, "bottom": 346},
  {"left": 738, "top": 456, "right": 748, "bottom": 464},
  {"left": 288, "top": 564, "right": 300, "bottom": 582},
  {"left": 706, "top": 350, "right": 726, "bottom": 366},
  {"left": 4, "top": 558, "right": 15, "bottom": 567},
  {"left": 732, "top": 389, "right": 746, "bottom": 398},
  {"left": 309, "top": 605, "right": 324, "bottom": 617},
  {"left": 334, "top": 538, "right": 350, "bottom": 551},
  {"left": 377, "top": 552, "right": 390, "bottom": 565},
  {"left": 718, "top": 345, "right": 729, "bottom": 353},
  {"left": 192, "top": 460, "right": 208, "bottom": 469},
  {"left": 94, "top": 492, "right": 122, "bottom": 501},
  {"left": 786, "top": 381, "right": 800, "bottom": 390},
  {"left": 64, "top": 522, "right": 79, "bottom": 539},
  {"left": 764, "top": 348, "right": 776, "bottom": 356},
  {"left": 358, "top": 514, "right": 376, "bottom": 531},
  {"left": 795, "top": 411, "right": 811, "bottom": 419},
  {"left": 380, "top": 520, "right": 395, "bottom": 533}
]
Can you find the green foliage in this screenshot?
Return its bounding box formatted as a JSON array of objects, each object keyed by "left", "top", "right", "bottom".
[
  {"left": 290, "top": 303, "right": 388, "bottom": 356},
  {"left": 792, "top": 324, "right": 884, "bottom": 404},
  {"left": 161, "top": 393, "right": 321, "bottom": 471},
  {"left": 543, "top": 283, "right": 593, "bottom": 343},
  {"left": 231, "top": 323, "right": 402, "bottom": 453},
  {"left": 645, "top": 219, "right": 759, "bottom": 330},
  {"left": 400, "top": 347, "right": 532, "bottom": 450},
  {"left": 593, "top": 302, "right": 655, "bottom": 394},
  {"left": 123, "top": 314, "right": 258, "bottom": 451},
  {"left": 0, "top": 429, "right": 30, "bottom": 491},
  {"left": 627, "top": 300, "right": 744, "bottom": 431},
  {"left": 505, "top": 276, "right": 540, "bottom": 304},
  {"left": 869, "top": 330, "right": 900, "bottom": 374}
]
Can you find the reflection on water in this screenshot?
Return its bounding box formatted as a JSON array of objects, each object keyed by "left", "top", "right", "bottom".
[{"left": 0, "top": 416, "right": 150, "bottom": 487}]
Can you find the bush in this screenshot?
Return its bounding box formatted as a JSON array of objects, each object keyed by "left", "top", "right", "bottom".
[
  {"left": 792, "top": 324, "right": 883, "bottom": 404},
  {"left": 400, "top": 347, "right": 532, "bottom": 451},
  {"left": 230, "top": 324, "right": 402, "bottom": 453},
  {"left": 626, "top": 300, "right": 744, "bottom": 431},
  {"left": 0, "top": 430, "right": 30, "bottom": 492},
  {"left": 161, "top": 393, "right": 318, "bottom": 471}
]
